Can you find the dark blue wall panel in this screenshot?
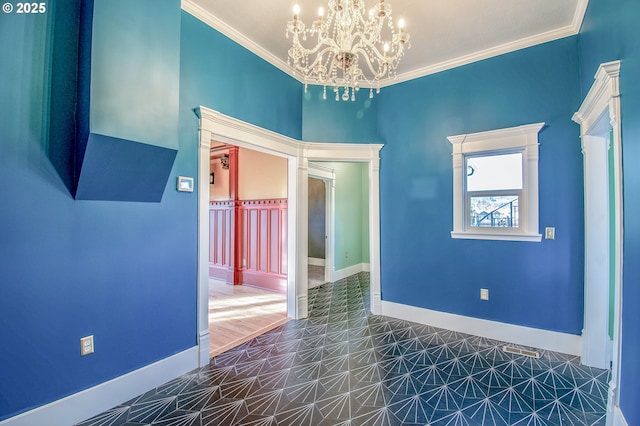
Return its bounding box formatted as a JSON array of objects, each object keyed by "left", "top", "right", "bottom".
[
  {"left": 578, "top": 0, "right": 640, "bottom": 423},
  {"left": 75, "top": 0, "right": 181, "bottom": 201},
  {"left": 48, "top": 0, "right": 81, "bottom": 194},
  {"left": 75, "top": 134, "right": 177, "bottom": 202},
  {"left": 376, "top": 38, "right": 584, "bottom": 335}
]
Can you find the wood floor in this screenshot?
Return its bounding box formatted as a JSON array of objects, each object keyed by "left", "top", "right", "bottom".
[
  {"left": 208, "top": 265, "right": 327, "bottom": 357},
  {"left": 208, "top": 279, "right": 288, "bottom": 357}
]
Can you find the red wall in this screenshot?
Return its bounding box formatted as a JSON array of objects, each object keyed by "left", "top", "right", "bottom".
[
  {"left": 209, "top": 199, "right": 287, "bottom": 292},
  {"left": 238, "top": 199, "right": 287, "bottom": 292}
]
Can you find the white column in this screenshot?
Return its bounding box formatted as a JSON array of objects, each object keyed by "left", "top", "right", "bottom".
[
  {"left": 197, "top": 127, "right": 212, "bottom": 367},
  {"left": 289, "top": 152, "right": 308, "bottom": 319},
  {"left": 581, "top": 134, "right": 611, "bottom": 369},
  {"left": 369, "top": 155, "right": 383, "bottom": 315}
]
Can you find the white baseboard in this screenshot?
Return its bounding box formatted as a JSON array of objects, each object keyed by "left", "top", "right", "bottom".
[
  {"left": 297, "top": 294, "right": 309, "bottom": 319},
  {"left": 1, "top": 347, "right": 199, "bottom": 426},
  {"left": 308, "top": 257, "right": 325, "bottom": 267},
  {"left": 332, "top": 263, "right": 369, "bottom": 282},
  {"left": 308, "top": 280, "right": 325, "bottom": 289},
  {"left": 199, "top": 330, "right": 210, "bottom": 367},
  {"left": 612, "top": 405, "right": 629, "bottom": 426},
  {"left": 381, "top": 301, "right": 582, "bottom": 356}
]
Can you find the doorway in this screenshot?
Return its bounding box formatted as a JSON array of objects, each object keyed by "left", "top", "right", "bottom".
[
  {"left": 308, "top": 162, "right": 336, "bottom": 288},
  {"left": 207, "top": 143, "right": 289, "bottom": 356},
  {"left": 195, "top": 106, "right": 384, "bottom": 367},
  {"left": 572, "top": 61, "right": 623, "bottom": 422},
  {"left": 308, "top": 176, "right": 327, "bottom": 287}
]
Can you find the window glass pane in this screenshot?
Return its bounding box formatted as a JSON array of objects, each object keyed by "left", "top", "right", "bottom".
[
  {"left": 470, "top": 196, "right": 519, "bottom": 228},
  {"left": 466, "top": 153, "right": 523, "bottom": 191}
]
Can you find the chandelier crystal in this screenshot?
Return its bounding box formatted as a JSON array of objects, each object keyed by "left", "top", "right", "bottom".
[{"left": 286, "top": 0, "right": 410, "bottom": 101}]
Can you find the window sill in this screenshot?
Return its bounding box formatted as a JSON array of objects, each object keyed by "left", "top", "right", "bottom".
[{"left": 451, "top": 231, "right": 542, "bottom": 242}]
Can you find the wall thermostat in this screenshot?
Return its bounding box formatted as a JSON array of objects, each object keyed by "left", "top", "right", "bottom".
[{"left": 177, "top": 176, "right": 194, "bottom": 192}]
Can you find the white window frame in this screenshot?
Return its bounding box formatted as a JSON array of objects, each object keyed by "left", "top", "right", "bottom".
[{"left": 447, "top": 123, "right": 544, "bottom": 242}]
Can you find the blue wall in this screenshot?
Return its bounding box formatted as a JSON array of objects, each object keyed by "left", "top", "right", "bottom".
[
  {"left": 0, "top": 5, "right": 301, "bottom": 421},
  {"left": 180, "top": 13, "right": 302, "bottom": 140},
  {"left": 302, "top": 85, "right": 379, "bottom": 143},
  {"left": 376, "top": 37, "right": 585, "bottom": 334},
  {"left": 578, "top": 0, "right": 640, "bottom": 423},
  {"left": 3, "top": 0, "right": 639, "bottom": 422},
  {"left": 0, "top": 1, "right": 195, "bottom": 419}
]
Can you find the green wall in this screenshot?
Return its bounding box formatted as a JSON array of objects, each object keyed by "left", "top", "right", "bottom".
[
  {"left": 361, "top": 163, "right": 370, "bottom": 263},
  {"left": 321, "top": 162, "right": 370, "bottom": 270}
]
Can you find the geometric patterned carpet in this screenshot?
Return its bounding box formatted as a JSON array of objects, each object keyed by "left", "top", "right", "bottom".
[{"left": 76, "top": 272, "right": 610, "bottom": 425}]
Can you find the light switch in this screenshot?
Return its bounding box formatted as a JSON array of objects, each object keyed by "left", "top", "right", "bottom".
[
  {"left": 545, "top": 227, "right": 555, "bottom": 240},
  {"left": 480, "top": 288, "right": 489, "bottom": 301}
]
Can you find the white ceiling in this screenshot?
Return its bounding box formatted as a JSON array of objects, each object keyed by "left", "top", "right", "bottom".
[{"left": 182, "top": 0, "right": 587, "bottom": 86}]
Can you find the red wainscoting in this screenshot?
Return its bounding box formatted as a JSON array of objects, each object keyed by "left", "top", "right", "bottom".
[
  {"left": 209, "top": 199, "right": 287, "bottom": 293},
  {"left": 209, "top": 201, "right": 235, "bottom": 283},
  {"left": 238, "top": 199, "right": 288, "bottom": 293}
]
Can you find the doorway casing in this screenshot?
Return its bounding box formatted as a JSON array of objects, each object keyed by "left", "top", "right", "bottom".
[
  {"left": 572, "top": 60, "right": 622, "bottom": 425},
  {"left": 195, "top": 106, "right": 383, "bottom": 367}
]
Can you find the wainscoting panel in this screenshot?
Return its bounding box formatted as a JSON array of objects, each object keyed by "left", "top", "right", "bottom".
[
  {"left": 209, "top": 201, "right": 234, "bottom": 282},
  {"left": 239, "top": 199, "right": 287, "bottom": 292}
]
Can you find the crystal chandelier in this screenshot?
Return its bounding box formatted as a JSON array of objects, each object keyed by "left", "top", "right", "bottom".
[{"left": 286, "top": 0, "right": 410, "bottom": 101}]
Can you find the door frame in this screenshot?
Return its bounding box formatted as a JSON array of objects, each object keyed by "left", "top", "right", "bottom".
[
  {"left": 572, "top": 60, "right": 622, "bottom": 422},
  {"left": 195, "top": 107, "right": 384, "bottom": 366}
]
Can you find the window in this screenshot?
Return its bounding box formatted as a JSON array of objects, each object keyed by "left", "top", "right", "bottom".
[
  {"left": 467, "top": 153, "right": 522, "bottom": 228},
  {"left": 448, "top": 123, "right": 544, "bottom": 242}
]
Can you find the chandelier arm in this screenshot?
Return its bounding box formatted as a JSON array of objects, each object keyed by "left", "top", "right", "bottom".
[
  {"left": 366, "top": 41, "right": 403, "bottom": 63},
  {"left": 294, "top": 34, "right": 340, "bottom": 57},
  {"left": 305, "top": 46, "right": 336, "bottom": 75},
  {"left": 350, "top": 46, "right": 382, "bottom": 78}
]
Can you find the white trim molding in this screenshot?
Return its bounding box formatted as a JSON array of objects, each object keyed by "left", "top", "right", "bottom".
[
  {"left": 181, "top": 0, "right": 293, "bottom": 79},
  {"left": 196, "top": 125, "right": 212, "bottom": 367},
  {"left": 390, "top": 19, "right": 585, "bottom": 87},
  {"left": 381, "top": 301, "right": 582, "bottom": 356},
  {"left": 572, "top": 60, "right": 623, "bottom": 425},
  {"left": 613, "top": 406, "right": 629, "bottom": 426},
  {"left": 0, "top": 347, "right": 199, "bottom": 426},
  {"left": 448, "top": 123, "right": 544, "bottom": 242},
  {"left": 333, "top": 263, "right": 371, "bottom": 282},
  {"left": 308, "top": 257, "right": 326, "bottom": 267}
]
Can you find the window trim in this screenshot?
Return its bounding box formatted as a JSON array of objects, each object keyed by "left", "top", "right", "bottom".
[{"left": 447, "top": 123, "right": 544, "bottom": 242}]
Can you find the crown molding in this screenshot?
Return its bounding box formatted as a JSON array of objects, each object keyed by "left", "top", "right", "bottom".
[
  {"left": 386, "top": 22, "right": 583, "bottom": 87},
  {"left": 572, "top": 0, "right": 590, "bottom": 33},
  {"left": 182, "top": 0, "right": 589, "bottom": 89},
  {"left": 180, "top": 0, "right": 295, "bottom": 79}
]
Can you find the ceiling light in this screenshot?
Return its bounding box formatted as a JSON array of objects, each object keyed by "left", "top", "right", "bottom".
[{"left": 286, "top": 0, "right": 410, "bottom": 101}]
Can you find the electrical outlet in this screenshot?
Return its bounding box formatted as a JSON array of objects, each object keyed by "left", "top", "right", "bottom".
[
  {"left": 480, "top": 288, "right": 489, "bottom": 301},
  {"left": 80, "top": 335, "right": 94, "bottom": 356},
  {"left": 545, "top": 227, "right": 555, "bottom": 240}
]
